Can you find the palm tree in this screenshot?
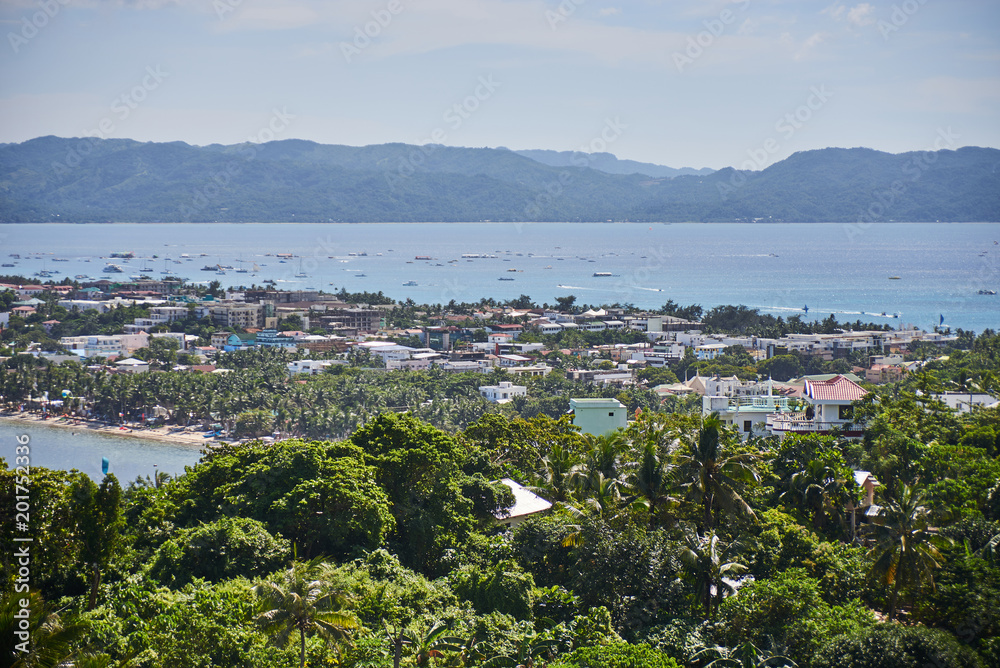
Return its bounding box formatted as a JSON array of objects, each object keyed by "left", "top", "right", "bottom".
[
  {"left": 482, "top": 633, "right": 559, "bottom": 668},
  {"left": 778, "top": 459, "right": 852, "bottom": 531},
  {"left": 538, "top": 442, "right": 579, "bottom": 502},
  {"left": 1, "top": 590, "right": 87, "bottom": 668},
  {"left": 253, "top": 558, "right": 360, "bottom": 668},
  {"left": 627, "top": 440, "right": 677, "bottom": 525},
  {"left": 400, "top": 621, "right": 462, "bottom": 667},
  {"left": 863, "top": 482, "right": 952, "bottom": 620},
  {"left": 678, "top": 526, "right": 746, "bottom": 619},
  {"left": 674, "top": 414, "right": 759, "bottom": 531},
  {"left": 692, "top": 640, "right": 798, "bottom": 667}
]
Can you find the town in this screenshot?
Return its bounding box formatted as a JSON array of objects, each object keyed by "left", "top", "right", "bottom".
[
  {"left": 2, "top": 273, "right": 999, "bottom": 668},
  {"left": 0, "top": 275, "right": 986, "bottom": 442}
]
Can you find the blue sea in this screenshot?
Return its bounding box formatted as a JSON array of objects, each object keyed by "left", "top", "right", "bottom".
[
  {"left": 0, "top": 419, "right": 204, "bottom": 482},
  {"left": 1, "top": 222, "right": 998, "bottom": 333}
]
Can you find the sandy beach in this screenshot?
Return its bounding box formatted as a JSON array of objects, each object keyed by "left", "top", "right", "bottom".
[{"left": 0, "top": 411, "right": 214, "bottom": 447}]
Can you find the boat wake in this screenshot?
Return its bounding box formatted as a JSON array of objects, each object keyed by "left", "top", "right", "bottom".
[{"left": 752, "top": 305, "right": 900, "bottom": 318}]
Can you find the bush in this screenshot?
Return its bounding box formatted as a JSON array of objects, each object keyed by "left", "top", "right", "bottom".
[
  {"left": 717, "top": 569, "right": 875, "bottom": 665},
  {"left": 451, "top": 560, "right": 535, "bottom": 619},
  {"left": 547, "top": 642, "right": 681, "bottom": 668},
  {"left": 148, "top": 517, "right": 290, "bottom": 586},
  {"left": 812, "top": 623, "right": 984, "bottom": 668}
]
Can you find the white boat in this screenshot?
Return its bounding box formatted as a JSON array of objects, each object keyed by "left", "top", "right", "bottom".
[
  {"left": 103, "top": 264, "right": 124, "bottom": 273},
  {"left": 593, "top": 272, "right": 612, "bottom": 277},
  {"left": 403, "top": 280, "right": 417, "bottom": 286}
]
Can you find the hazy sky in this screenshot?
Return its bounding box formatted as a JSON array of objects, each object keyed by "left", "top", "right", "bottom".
[{"left": 1, "top": 0, "right": 997, "bottom": 168}]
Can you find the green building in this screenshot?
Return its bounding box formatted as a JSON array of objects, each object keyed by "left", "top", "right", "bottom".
[{"left": 569, "top": 397, "right": 627, "bottom": 436}]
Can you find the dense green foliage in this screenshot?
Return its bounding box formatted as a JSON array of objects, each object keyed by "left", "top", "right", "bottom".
[
  {"left": 4, "top": 329, "right": 1000, "bottom": 667},
  {"left": 2, "top": 138, "right": 998, "bottom": 222}
]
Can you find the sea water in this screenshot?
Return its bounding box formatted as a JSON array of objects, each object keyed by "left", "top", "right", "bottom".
[{"left": 1, "top": 222, "right": 998, "bottom": 332}]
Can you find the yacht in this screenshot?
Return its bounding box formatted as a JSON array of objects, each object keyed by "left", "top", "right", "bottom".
[
  {"left": 402, "top": 280, "right": 418, "bottom": 286},
  {"left": 103, "top": 264, "right": 124, "bottom": 273}
]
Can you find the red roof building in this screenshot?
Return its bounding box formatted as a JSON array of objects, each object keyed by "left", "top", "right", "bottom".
[
  {"left": 804, "top": 375, "right": 868, "bottom": 403},
  {"left": 767, "top": 375, "right": 867, "bottom": 439}
]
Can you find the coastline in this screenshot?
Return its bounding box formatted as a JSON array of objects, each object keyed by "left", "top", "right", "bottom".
[{"left": 0, "top": 412, "right": 212, "bottom": 447}]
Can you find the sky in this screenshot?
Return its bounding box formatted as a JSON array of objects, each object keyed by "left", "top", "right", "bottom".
[{"left": 0, "top": 0, "right": 998, "bottom": 169}]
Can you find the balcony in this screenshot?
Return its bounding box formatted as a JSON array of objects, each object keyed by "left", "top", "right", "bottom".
[{"left": 766, "top": 413, "right": 864, "bottom": 437}]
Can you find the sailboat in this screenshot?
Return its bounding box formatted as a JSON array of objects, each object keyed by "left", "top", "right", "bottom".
[
  {"left": 236, "top": 255, "right": 249, "bottom": 273},
  {"left": 295, "top": 257, "right": 308, "bottom": 278}
]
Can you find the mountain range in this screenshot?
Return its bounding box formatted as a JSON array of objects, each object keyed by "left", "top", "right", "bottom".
[{"left": 0, "top": 136, "right": 997, "bottom": 223}]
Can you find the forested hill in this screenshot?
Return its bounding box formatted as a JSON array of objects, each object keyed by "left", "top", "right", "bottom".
[
  {"left": 512, "top": 149, "right": 715, "bottom": 178},
  {"left": 1, "top": 136, "right": 998, "bottom": 223}
]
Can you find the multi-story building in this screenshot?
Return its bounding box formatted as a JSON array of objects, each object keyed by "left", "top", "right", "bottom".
[
  {"left": 59, "top": 333, "right": 150, "bottom": 358},
  {"left": 479, "top": 381, "right": 527, "bottom": 404},
  {"left": 208, "top": 302, "right": 264, "bottom": 329},
  {"left": 766, "top": 374, "right": 867, "bottom": 438}
]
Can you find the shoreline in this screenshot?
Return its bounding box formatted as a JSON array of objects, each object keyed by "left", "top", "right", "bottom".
[{"left": 0, "top": 412, "right": 214, "bottom": 447}]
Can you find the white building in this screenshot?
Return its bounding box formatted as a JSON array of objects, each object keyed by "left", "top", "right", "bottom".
[
  {"left": 479, "top": 381, "right": 527, "bottom": 404},
  {"left": 767, "top": 375, "right": 867, "bottom": 439},
  {"left": 115, "top": 358, "right": 149, "bottom": 373},
  {"left": 60, "top": 333, "right": 150, "bottom": 358},
  {"left": 287, "top": 360, "right": 334, "bottom": 376}
]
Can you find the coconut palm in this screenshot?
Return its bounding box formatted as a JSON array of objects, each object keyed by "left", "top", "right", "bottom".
[
  {"left": 777, "top": 458, "right": 852, "bottom": 532},
  {"left": 538, "top": 442, "right": 579, "bottom": 502},
  {"left": 400, "top": 621, "right": 463, "bottom": 667},
  {"left": 482, "top": 633, "right": 559, "bottom": 668},
  {"left": 253, "top": 558, "right": 360, "bottom": 668},
  {"left": 863, "top": 481, "right": 952, "bottom": 620},
  {"left": 678, "top": 526, "right": 746, "bottom": 619},
  {"left": 674, "top": 414, "right": 759, "bottom": 531},
  {"left": 626, "top": 440, "right": 677, "bottom": 525},
  {"left": 1, "top": 590, "right": 87, "bottom": 668}
]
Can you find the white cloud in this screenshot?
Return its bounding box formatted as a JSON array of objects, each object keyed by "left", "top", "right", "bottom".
[
  {"left": 821, "top": 3, "right": 846, "bottom": 21},
  {"left": 846, "top": 3, "right": 875, "bottom": 27},
  {"left": 823, "top": 3, "right": 876, "bottom": 28},
  {"left": 791, "top": 31, "right": 825, "bottom": 60}
]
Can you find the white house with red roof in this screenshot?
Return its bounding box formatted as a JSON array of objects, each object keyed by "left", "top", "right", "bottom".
[{"left": 766, "top": 374, "right": 867, "bottom": 438}]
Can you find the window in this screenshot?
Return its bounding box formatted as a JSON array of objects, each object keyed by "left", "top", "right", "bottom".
[
  {"left": 609, "top": 412, "right": 615, "bottom": 417},
  {"left": 744, "top": 420, "right": 752, "bottom": 433},
  {"left": 839, "top": 405, "right": 854, "bottom": 420}
]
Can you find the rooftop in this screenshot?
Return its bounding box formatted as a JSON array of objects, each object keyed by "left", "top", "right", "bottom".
[
  {"left": 494, "top": 479, "right": 553, "bottom": 521},
  {"left": 804, "top": 375, "right": 868, "bottom": 402}
]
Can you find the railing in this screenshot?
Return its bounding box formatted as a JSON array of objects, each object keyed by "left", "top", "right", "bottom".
[
  {"left": 766, "top": 415, "right": 861, "bottom": 433},
  {"left": 730, "top": 396, "right": 789, "bottom": 410}
]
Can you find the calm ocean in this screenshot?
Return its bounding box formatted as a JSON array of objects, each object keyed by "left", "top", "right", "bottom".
[
  {"left": 0, "top": 419, "right": 204, "bottom": 482},
  {"left": 2, "top": 222, "right": 998, "bottom": 332}
]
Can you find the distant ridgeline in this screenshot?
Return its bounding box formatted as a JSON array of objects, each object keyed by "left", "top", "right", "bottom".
[{"left": 1, "top": 136, "right": 998, "bottom": 223}]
